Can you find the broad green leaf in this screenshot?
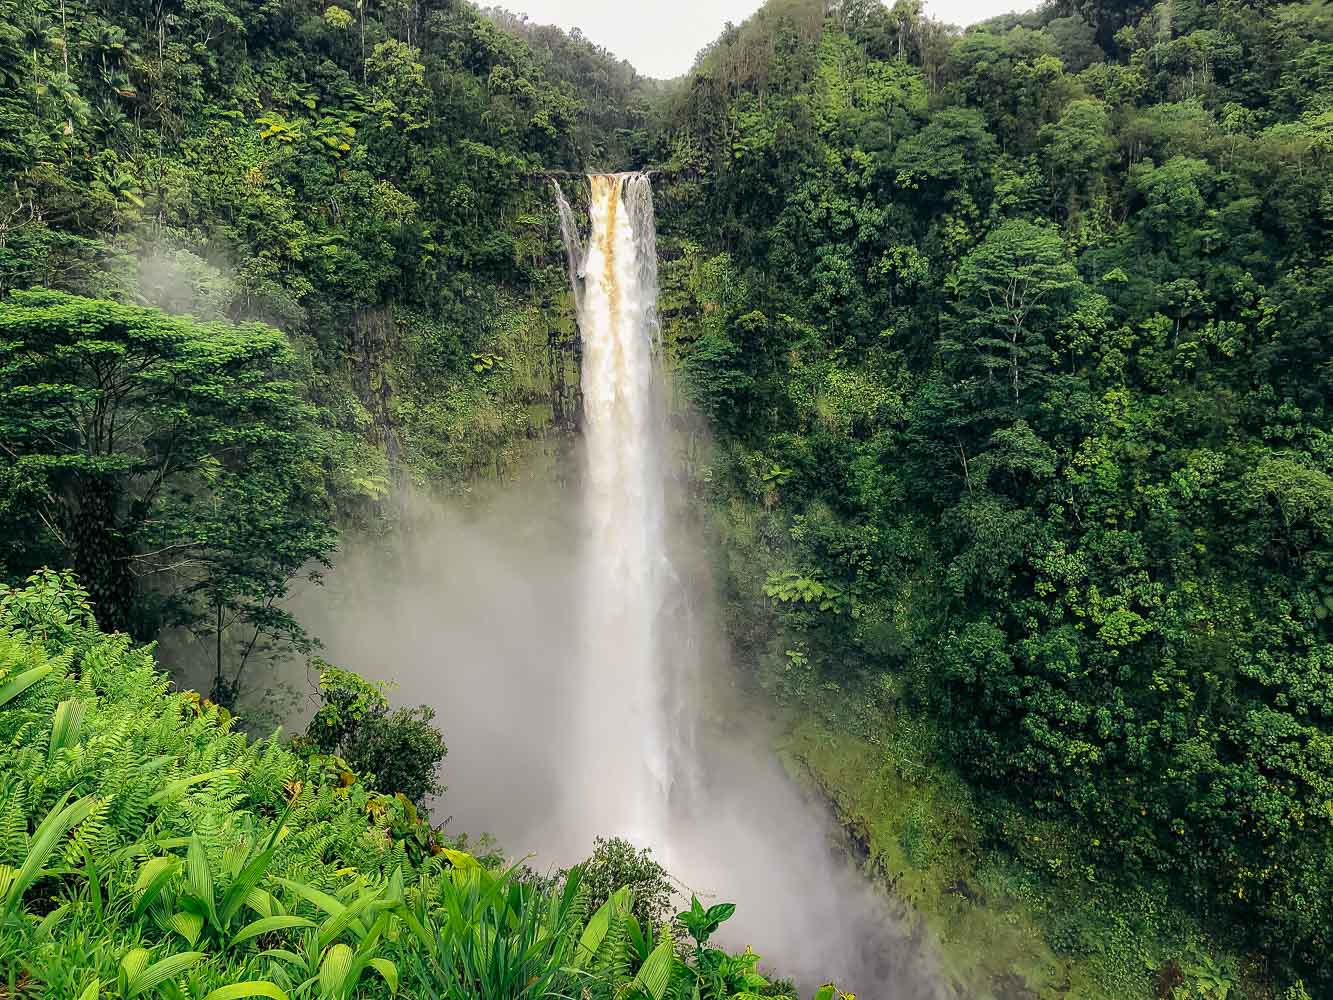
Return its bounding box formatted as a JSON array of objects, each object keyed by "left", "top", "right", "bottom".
[
  {"left": 220, "top": 844, "right": 280, "bottom": 923},
  {"left": 82, "top": 844, "right": 103, "bottom": 920},
  {"left": 626, "top": 914, "right": 648, "bottom": 961},
  {"left": 128, "top": 951, "right": 206, "bottom": 995},
  {"left": 277, "top": 877, "right": 345, "bottom": 918},
  {"left": 219, "top": 805, "right": 292, "bottom": 923},
  {"left": 318, "top": 943, "right": 354, "bottom": 996},
  {"left": 366, "top": 957, "right": 398, "bottom": 993},
  {"left": 575, "top": 886, "right": 632, "bottom": 968},
  {"left": 119, "top": 948, "right": 149, "bottom": 996},
  {"left": 384, "top": 866, "right": 403, "bottom": 903},
  {"left": 315, "top": 889, "right": 378, "bottom": 951},
  {"left": 705, "top": 902, "right": 737, "bottom": 930},
  {"left": 135, "top": 856, "right": 181, "bottom": 893},
  {"left": 232, "top": 914, "right": 315, "bottom": 947},
  {"left": 133, "top": 857, "right": 181, "bottom": 916},
  {"left": 440, "top": 847, "right": 479, "bottom": 870},
  {"left": 256, "top": 948, "right": 303, "bottom": 967},
  {"left": 222, "top": 841, "right": 249, "bottom": 879},
  {"left": 0, "top": 663, "right": 52, "bottom": 708},
  {"left": 244, "top": 887, "right": 280, "bottom": 918},
  {"left": 49, "top": 699, "right": 87, "bottom": 757},
  {"left": 5, "top": 791, "right": 96, "bottom": 910},
  {"left": 168, "top": 910, "right": 204, "bottom": 946},
  {"left": 628, "top": 938, "right": 674, "bottom": 1000},
  {"left": 201, "top": 984, "right": 291, "bottom": 1000},
  {"left": 36, "top": 902, "right": 70, "bottom": 938},
  {"left": 185, "top": 834, "right": 218, "bottom": 927},
  {"left": 574, "top": 898, "right": 613, "bottom": 968}
]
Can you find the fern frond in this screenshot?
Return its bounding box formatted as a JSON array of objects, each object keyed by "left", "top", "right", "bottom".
[
  {"left": 64, "top": 795, "right": 113, "bottom": 867},
  {"left": 0, "top": 782, "right": 27, "bottom": 864}
]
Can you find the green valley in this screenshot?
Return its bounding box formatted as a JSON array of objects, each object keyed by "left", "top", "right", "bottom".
[{"left": 2, "top": 1, "right": 1331, "bottom": 998}]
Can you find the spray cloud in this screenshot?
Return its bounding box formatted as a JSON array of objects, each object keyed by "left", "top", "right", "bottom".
[{"left": 291, "top": 175, "right": 947, "bottom": 997}]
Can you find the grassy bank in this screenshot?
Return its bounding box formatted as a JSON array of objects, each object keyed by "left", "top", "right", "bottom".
[{"left": 775, "top": 691, "right": 1284, "bottom": 1000}]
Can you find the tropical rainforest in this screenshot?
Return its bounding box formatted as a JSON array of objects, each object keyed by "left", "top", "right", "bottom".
[{"left": 0, "top": 0, "right": 1330, "bottom": 998}]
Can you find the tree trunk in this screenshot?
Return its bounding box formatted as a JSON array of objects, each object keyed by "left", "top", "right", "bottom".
[
  {"left": 214, "top": 601, "right": 225, "bottom": 706},
  {"left": 67, "top": 474, "right": 138, "bottom": 636}
]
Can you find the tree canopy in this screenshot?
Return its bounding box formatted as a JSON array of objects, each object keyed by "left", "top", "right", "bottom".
[
  {"left": 654, "top": 0, "right": 1333, "bottom": 989},
  {"left": 0, "top": 289, "right": 336, "bottom": 702},
  {"left": 1, "top": 0, "right": 1332, "bottom": 994}
]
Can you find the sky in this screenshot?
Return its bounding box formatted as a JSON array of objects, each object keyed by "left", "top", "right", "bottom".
[{"left": 498, "top": 0, "right": 1043, "bottom": 79}]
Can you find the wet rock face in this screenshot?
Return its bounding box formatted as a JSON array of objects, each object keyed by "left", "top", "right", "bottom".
[
  {"left": 349, "top": 304, "right": 399, "bottom": 461},
  {"left": 991, "top": 971, "right": 1041, "bottom": 1000}
]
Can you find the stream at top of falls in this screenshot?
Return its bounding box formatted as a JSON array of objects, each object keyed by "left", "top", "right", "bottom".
[{"left": 285, "top": 173, "right": 949, "bottom": 999}]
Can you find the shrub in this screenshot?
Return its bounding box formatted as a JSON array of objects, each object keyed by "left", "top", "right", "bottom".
[
  {"left": 303, "top": 659, "right": 448, "bottom": 807},
  {"left": 580, "top": 836, "right": 676, "bottom": 929}
]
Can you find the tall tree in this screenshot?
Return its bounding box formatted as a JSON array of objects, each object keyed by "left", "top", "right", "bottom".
[
  {"left": 950, "top": 220, "right": 1082, "bottom": 403},
  {"left": 0, "top": 290, "right": 336, "bottom": 691}
]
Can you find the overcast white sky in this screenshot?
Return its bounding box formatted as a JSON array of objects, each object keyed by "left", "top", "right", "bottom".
[{"left": 500, "top": 1, "right": 1042, "bottom": 78}]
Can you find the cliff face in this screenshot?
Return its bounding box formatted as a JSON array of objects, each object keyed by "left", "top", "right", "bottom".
[
  {"left": 0, "top": 0, "right": 657, "bottom": 511},
  {"left": 349, "top": 305, "right": 401, "bottom": 462}
]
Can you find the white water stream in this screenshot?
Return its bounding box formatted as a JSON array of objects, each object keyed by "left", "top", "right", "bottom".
[
  {"left": 550, "top": 175, "right": 944, "bottom": 998},
  {"left": 558, "top": 173, "right": 677, "bottom": 845}
]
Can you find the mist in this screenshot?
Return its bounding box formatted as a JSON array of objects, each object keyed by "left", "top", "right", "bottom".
[
  {"left": 287, "top": 483, "right": 584, "bottom": 852},
  {"left": 287, "top": 472, "right": 948, "bottom": 998}
]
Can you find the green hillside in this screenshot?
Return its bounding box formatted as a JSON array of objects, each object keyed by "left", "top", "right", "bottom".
[
  {"left": 2, "top": 0, "right": 1331, "bottom": 997},
  {"left": 0, "top": 570, "right": 810, "bottom": 999}
]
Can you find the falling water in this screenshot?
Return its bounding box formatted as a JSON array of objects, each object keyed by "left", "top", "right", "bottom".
[
  {"left": 284, "top": 172, "right": 945, "bottom": 998},
  {"left": 556, "top": 173, "right": 674, "bottom": 844},
  {"left": 542, "top": 173, "right": 946, "bottom": 997}
]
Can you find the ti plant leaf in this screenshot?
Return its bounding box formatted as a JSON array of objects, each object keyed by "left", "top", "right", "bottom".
[{"left": 3, "top": 790, "right": 96, "bottom": 912}]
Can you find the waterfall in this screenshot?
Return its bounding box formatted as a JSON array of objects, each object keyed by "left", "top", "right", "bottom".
[
  {"left": 293, "top": 172, "right": 940, "bottom": 998},
  {"left": 556, "top": 173, "right": 673, "bottom": 844},
  {"left": 548, "top": 175, "right": 941, "bottom": 997}
]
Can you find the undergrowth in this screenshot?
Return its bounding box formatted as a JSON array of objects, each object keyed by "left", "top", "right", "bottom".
[{"left": 0, "top": 570, "right": 846, "bottom": 1000}]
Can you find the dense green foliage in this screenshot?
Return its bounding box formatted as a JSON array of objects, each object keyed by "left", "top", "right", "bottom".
[
  {"left": 578, "top": 837, "right": 675, "bottom": 932},
  {"left": 652, "top": 0, "right": 1333, "bottom": 991},
  {"left": 0, "top": 290, "right": 336, "bottom": 705},
  {"left": 0, "top": 573, "right": 833, "bottom": 999},
  {"left": 3, "top": 0, "right": 1333, "bottom": 995},
  {"left": 301, "top": 660, "right": 447, "bottom": 808},
  {"left": 0, "top": 0, "right": 642, "bottom": 699},
  {"left": 0, "top": 0, "right": 638, "bottom": 592}
]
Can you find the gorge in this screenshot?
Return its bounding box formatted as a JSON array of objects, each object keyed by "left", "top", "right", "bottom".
[
  {"left": 288, "top": 172, "right": 943, "bottom": 994},
  {"left": 1, "top": 1, "right": 1330, "bottom": 998}
]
